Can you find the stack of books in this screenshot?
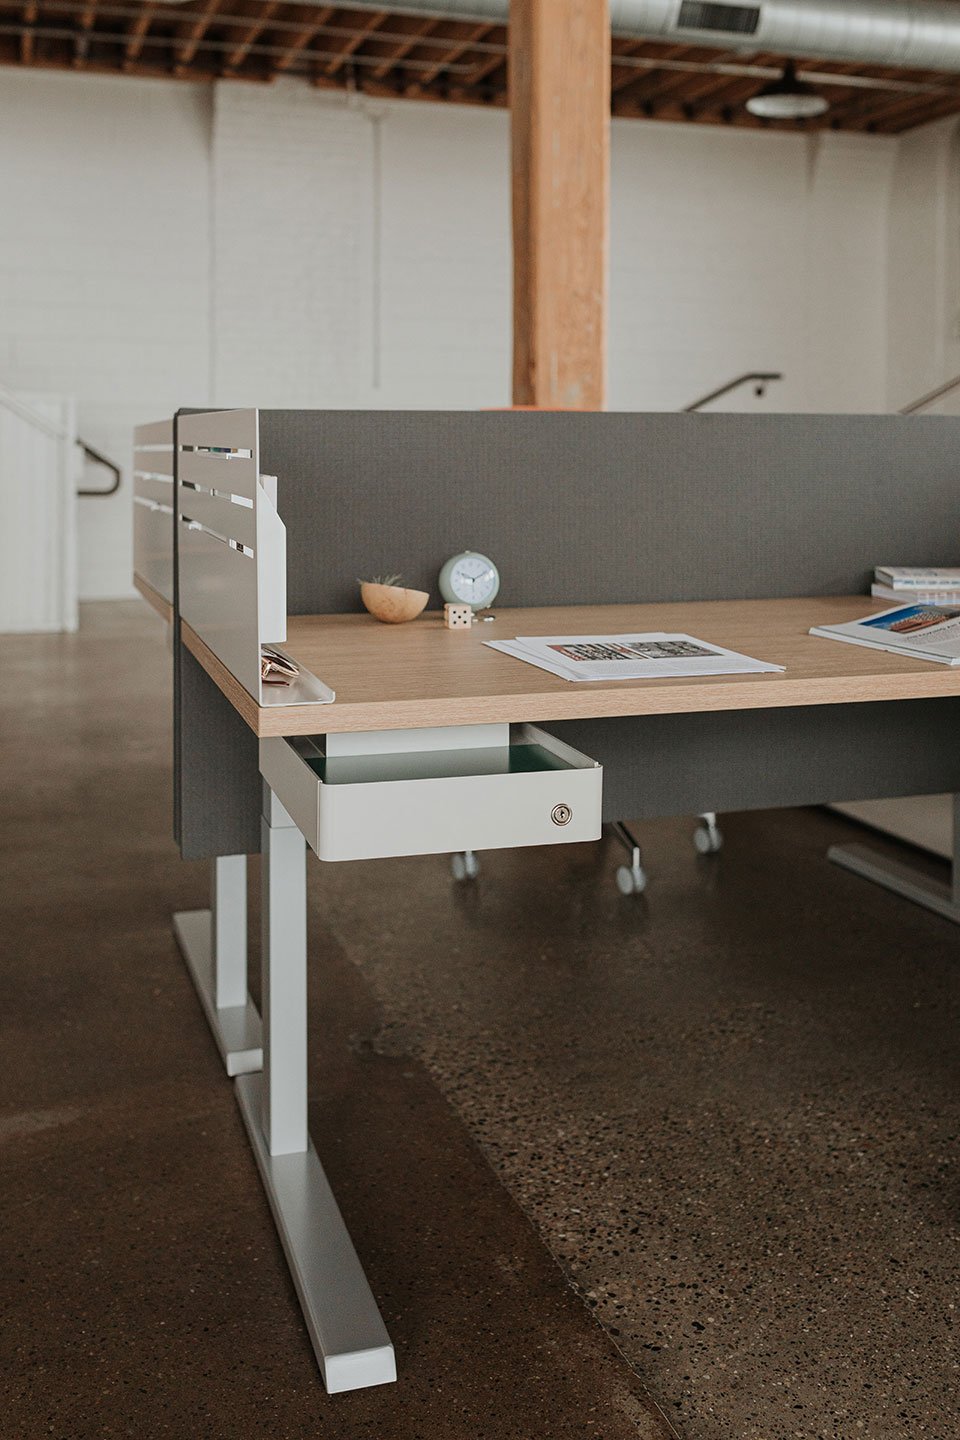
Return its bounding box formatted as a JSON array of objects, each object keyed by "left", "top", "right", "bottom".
[{"left": 871, "top": 566, "right": 960, "bottom": 603}]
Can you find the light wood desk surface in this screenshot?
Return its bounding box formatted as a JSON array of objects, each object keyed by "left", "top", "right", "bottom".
[
  {"left": 181, "top": 596, "right": 960, "bottom": 738},
  {"left": 134, "top": 574, "right": 173, "bottom": 626}
]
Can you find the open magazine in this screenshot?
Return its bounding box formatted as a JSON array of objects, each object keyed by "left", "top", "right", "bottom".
[
  {"left": 485, "top": 633, "right": 783, "bottom": 682},
  {"left": 810, "top": 604, "right": 960, "bottom": 665}
]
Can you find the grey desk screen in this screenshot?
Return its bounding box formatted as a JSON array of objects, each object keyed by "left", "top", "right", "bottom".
[{"left": 175, "top": 410, "right": 960, "bottom": 859}]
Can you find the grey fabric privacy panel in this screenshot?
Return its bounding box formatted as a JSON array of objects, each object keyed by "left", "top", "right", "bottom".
[
  {"left": 180, "top": 409, "right": 960, "bottom": 859},
  {"left": 551, "top": 699, "right": 960, "bottom": 823},
  {"left": 178, "top": 646, "right": 261, "bottom": 861},
  {"left": 259, "top": 411, "right": 960, "bottom": 615}
]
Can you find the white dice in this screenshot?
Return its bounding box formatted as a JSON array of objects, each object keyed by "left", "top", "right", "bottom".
[{"left": 443, "top": 603, "right": 474, "bottom": 630}]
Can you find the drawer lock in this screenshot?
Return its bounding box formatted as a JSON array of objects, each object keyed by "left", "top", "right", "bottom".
[{"left": 551, "top": 803, "right": 573, "bottom": 827}]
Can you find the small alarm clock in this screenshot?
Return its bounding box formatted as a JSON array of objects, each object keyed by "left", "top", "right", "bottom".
[{"left": 438, "top": 551, "right": 500, "bottom": 611}]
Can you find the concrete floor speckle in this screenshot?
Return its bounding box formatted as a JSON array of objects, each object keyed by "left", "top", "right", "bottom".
[
  {"left": 314, "top": 729, "right": 960, "bottom": 1439},
  {"left": 3, "top": 602, "right": 959, "bottom": 1439}
]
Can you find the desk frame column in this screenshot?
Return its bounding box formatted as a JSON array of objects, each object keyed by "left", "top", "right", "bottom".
[
  {"left": 173, "top": 853, "right": 263, "bottom": 1076},
  {"left": 829, "top": 793, "right": 960, "bottom": 924},
  {"left": 234, "top": 783, "right": 396, "bottom": 1395}
]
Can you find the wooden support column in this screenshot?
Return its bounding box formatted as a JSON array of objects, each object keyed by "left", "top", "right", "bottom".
[{"left": 509, "top": 0, "right": 610, "bottom": 410}]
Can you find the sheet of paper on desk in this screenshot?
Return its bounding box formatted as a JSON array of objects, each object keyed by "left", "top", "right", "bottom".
[{"left": 485, "top": 634, "right": 784, "bottom": 682}]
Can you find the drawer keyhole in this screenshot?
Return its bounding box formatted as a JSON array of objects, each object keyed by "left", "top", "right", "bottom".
[{"left": 551, "top": 803, "right": 573, "bottom": 827}]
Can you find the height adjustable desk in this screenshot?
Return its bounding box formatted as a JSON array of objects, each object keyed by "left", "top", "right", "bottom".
[{"left": 141, "top": 407, "right": 960, "bottom": 1395}]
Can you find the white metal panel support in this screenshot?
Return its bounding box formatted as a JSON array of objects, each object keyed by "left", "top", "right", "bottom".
[
  {"left": 173, "top": 855, "right": 262, "bottom": 1076},
  {"left": 212, "top": 853, "right": 248, "bottom": 1010}
]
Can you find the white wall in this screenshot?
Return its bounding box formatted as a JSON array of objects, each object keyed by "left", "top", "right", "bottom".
[
  {"left": 0, "top": 71, "right": 212, "bottom": 600},
  {"left": 211, "top": 84, "right": 511, "bottom": 410},
  {"left": 886, "top": 116, "right": 960, "bottom": 412},
  {"left": 0, "top": 69, "right": 943, "bottom": 598},
  {"left": 610, "top": 124, "right": 895, "bottom": 412}
]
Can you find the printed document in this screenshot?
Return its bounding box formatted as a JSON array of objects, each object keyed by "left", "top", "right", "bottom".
[
  {"left": 485, "top": 633, "right": 783, "bottom": 682},
  {"left": 811, "top": 604, "right": 960, "bottom": 665}
]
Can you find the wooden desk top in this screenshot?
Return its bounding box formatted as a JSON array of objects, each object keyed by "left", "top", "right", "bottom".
[
  {"left": 182, "top": 597, "right": 960, "bottom": 737},
  {"left": 134, "top": 574, "right": 173, "bottom": 625}
]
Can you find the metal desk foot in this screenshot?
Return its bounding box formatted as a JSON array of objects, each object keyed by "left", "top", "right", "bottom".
[
  {"left": 829, "top": 793, "right": 960, "bottom": 925},
  {"left": 248, "top": 784, "right": 396, "bottom": 1393},
  {"left": 827, "top": 843, "right": 960, "bottom": 925},
  {"left": 235, "top": 1072, "right": 396, "bottom": 1393},
  {"left": 173, "top": 854, "right": 262, "bottom": 1077}
]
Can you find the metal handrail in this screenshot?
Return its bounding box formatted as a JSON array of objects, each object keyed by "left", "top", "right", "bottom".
[
  {"left": 899, "top": 372, "right": 960, "bottom": 415},
  {"left": 77, "top": 438, "right": 121, "bottom": 496},
  {"left": 683, "top": 371, "right": 783, "bottom": 412}
]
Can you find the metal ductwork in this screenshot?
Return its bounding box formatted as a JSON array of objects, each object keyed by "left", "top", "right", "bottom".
[{"left": 258, "top": 0, "right": 960, "bottom": 75}]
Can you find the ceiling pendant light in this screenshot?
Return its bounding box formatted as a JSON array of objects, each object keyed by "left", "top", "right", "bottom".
[{"left": 746, "top": 60, "right": 829, "bottom": 120}]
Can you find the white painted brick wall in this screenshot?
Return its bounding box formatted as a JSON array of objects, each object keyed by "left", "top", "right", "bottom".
[
  {"left": 886, "top": 117, "right": 960, "bottom": 413},
  {"left": 212, "top": 83, "right": 511, "bottom": 410},
  {"left": 0, "top": 69, "right": 940, "bottom": 598},
  {"left": 0, "top": 71, "right": 212, "bottom": 599}
]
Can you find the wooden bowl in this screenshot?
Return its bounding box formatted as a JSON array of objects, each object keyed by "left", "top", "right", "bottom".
[{"left": 360, "top": 582, "right": 429, "bottom": 624}]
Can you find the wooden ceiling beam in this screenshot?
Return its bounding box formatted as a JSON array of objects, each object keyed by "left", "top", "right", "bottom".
[
  {"left": 865, "top": 85, "right": 960, "bottom": 131},
  {"left": 271, "top": 2, "right": 333, "bottom": 74},
  {"left": 20, "top": 0, "right": 38, "bottom": 63},
  {"left": 610, "top": 42, "right": 695, "bottom": 96},
  {"left": 818, "top": 73, "right": 951, "bottom": 130},
  {"left": 72, "top": 0, "right": 97, "bottom": 66},
  {"left": 5, "top": 4, "right": 960, "bottom": 135},
  {"left": 223, "top": 0, "right": 279, "bottom": 70},
  {"left": 612, "top": 44, "right": 737, "bottom": 107},
  {"left": 879, "top": 91, "right": 960, "bottom": 131},
  {"left": 175, "top": 0, "right": 226, "bottom": 70},
  {"left": 657, "top": 72, "right": 761, "bottom": 118},
  {"left": 4, "top": 44, "right": 274, "bottom": 81},
  {"left": 322, "top": 7, "right": 386, "bottom": 77},
  {"left": 465, "top": 45, "right": 507, "bottom": 88},
  {"left": 407, "top": 20, "right": 495, "bottom": 91},
  {"left": 619, "top": 64, "right": 724, "bottom": 113},
  {"left": 124, "top": 0, "right": 157, "bottom": 64},
  {"left": 367, "top": 12, "right": 436, "bottom": 81}
]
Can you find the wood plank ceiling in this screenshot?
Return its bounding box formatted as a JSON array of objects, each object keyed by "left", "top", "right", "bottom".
[{"left": 4, "top": 0, "right": 960, "bottom": 134}]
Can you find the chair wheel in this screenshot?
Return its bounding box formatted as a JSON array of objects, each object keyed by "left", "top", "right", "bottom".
[
  {"left": 451, "top": 851, "right": 480, "bottom": 881},
  {"left": 616, "top": 863, "right": 646, "bottom": 895},
  {"left": 693, "top": 824, "right": 723, "bottom": 855}
]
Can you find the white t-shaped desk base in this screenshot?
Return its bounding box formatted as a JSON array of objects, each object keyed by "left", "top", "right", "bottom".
[{"left": 234, "top": 784, "right": 396, "bottom": 1393}]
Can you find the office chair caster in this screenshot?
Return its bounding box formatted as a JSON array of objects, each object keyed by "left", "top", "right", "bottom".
[
  {"left": 693, "top": 812, "right": 723, "bottom": 855},
  {"left": 616, "top": 862, "right": 647, "bottom": 895},
  {"left": 610, "top": 821, "right": 646, "bottom": 896},
  {"left": 451, "top": 849, "right": 480, "bottom": 881}
]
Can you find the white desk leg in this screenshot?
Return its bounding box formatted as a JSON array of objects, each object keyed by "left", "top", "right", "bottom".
[
  {"left": 828, "top": 792, "right": 960, "bottom": 925},
  {"left": 234, "top": 784, "right": 396, "bottom": 1394},
  {"left": 174, "top": 854, "right": 263, "bottom": 1076}
]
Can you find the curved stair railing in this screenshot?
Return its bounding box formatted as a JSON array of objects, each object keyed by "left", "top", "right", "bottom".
[
  {"left": 683, "top": 370, "right": 783, "bottom": 412},
  {"left": 899, "top": 372, "right": 960, "bottom": 415}
]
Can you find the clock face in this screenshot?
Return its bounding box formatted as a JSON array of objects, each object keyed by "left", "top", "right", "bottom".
[{"left": 440, "top": 551, "right": 500, "bottom": 610}]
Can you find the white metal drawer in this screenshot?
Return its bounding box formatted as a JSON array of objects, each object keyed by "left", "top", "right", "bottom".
[{"left": 259, "top": 724, "right": 602, "bottom": 862}]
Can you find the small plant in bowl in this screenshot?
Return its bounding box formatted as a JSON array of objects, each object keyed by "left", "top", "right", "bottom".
[{"left": 359, "top": 574, "right": 429, "bottom": 624}]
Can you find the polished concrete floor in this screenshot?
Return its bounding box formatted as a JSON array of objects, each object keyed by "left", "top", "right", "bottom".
[{"left": 3, "top": 603, "right": 959, "bottom": 1439}]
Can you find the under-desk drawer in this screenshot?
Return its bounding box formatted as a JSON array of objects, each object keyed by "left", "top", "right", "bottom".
[{"left": 259, "top": 724, "right": 602, "bottom": 861}]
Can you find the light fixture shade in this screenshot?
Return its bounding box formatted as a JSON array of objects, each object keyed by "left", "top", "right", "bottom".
[{"left": 746, "top": 61, "right": 829, "bottom": 119}]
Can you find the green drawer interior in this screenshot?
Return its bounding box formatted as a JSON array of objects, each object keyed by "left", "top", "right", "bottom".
[{"left": 304, "top": 742, "right": 575, "bottom": 787}]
